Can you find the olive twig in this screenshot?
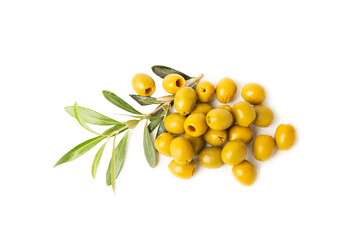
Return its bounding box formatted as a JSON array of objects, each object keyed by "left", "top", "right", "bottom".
[{"left": 187, "top": 73, "right": 204, "bottom": 87}]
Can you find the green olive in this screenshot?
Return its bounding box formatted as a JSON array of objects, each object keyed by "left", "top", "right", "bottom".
[
  {"left": 195, "top": 81, "right": 215, "bottom": 102},
  {"left": 131, "top": 73, "right": 156, "bottom": 96},
  {"left": 154, "top": 132, "right": 175, "bottom": 157},
  {"left": 221, "top": 140, "right": 247, "bottom": 166},
  {"left": 252, "top": 135, "right": 275, "bottom": 161},
  {"left": 203, "top": 128, "right": 228, "bottom": 146},
  {"left": 241, "top": 83, "right": 266, "bottom": 105},
  {"left": 232, "top": 160, "right": 257, "bottom": 186},
  {"left": 198, "top": 147, "right": 223, "bottom": 168},
  {"left": 164, "top": 113, "right": 186, "bottom": 135},
  {"left": 168, "top": 160, "right": 196, "bottom": 179},
  {"left": 191, "top": 103, "right": 212, "bottom": 115},
  {"left": 228, "top": 125, "right": 253, "bottom": 144},
  {"left": 170, "top": 137, "right": 194, "bottom": 164},
  {"left": 232, "top": 101, "right": 256, "bottom": 127},
  {"left": 174, "top": 87, "right": 197, "bottom": 116},
  {"left": 206, "top": 108, "right": 233, "bottom": 130},
  {"left": 184, "top": 133, "right": 204, "bottom": 154},
  {"left": 184, "top": 113, "right": 208, "bottom": 137},
  {"left": 162, "top": 74, "right": 186, "bottom": 94},
  {"left": 254, "top": 105, "right": 273, "bottom": 127},
  {"left": 216, "top": 77, "right": 237, "bottom": 103},
  {"left": 275, "top": 124, "right": 296, "bottom": 150}
]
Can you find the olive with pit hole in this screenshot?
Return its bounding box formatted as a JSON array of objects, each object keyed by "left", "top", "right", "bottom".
[
  {"left": 184, "top": 113, "right": 208, "bottom": 137},
  {"left": 162, "top": 74, "right": 186, "bottom": 94},
  {"left": 131, "top": 73, "right": 156, "bottom": 96}
]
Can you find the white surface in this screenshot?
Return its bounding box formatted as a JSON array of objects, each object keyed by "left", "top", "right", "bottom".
[{"left": 1, "top": 1, "right": 360, "bottom": 239}]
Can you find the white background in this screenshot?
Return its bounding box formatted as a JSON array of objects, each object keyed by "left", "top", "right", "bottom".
[{"left": 1, "top": 0, "right": 360, "bottom": 239}]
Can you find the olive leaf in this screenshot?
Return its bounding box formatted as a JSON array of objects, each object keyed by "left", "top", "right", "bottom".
[
  {"left": 106, "top": 131, "right": 130, "bottom": 186},
  {"left": 103, "top": 90, "right": 142, "bottom": 115},
  {"left": 65, "top": 106, "right": 121, "bottom": 126},
  {"left": 156, "top": 110, "right": 170, "bottom": 138},
  {"left": 126, "top": 119, "right": 140, "bottom": 129},
  {"left": 129, "top": 94, "right": 163, "bottom": 106},
  {"left": 143, "top": 122, "right": 157, "bottom": 168},
  {"left": 73, "top": 102, "right": 103, "bottom": 136},
  {"left": 102, "top": 124, "right": 128, "bottom": 136},
  {"left": 54, "top": 135, "right": 105, "bottom": 167},
  {"left": 110, "top": 136, "right": 117, "bottom": 192},
  {"left": 91, "top": 141, "right": 108, "bottom": 179},
  {"left": 151, "top": 65, "right": 192, "bottom": 80}
]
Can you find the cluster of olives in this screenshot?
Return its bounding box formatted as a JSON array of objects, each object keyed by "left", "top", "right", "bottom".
[{"left": 132, "top": 73, "right": 296, "bottom": 186}]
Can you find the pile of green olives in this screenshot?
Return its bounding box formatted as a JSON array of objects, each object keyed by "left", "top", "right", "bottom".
[{"left": 132, "top": 73, "right": 296, "bottom": 186}]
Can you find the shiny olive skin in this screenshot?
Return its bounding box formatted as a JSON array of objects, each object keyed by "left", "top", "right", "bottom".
[
  {"left": 275, "top": 124, "right": 296, "bottom": 150},
  {"left": 168, "top": 160, "right": 196, "bottom": 179},
  {"left": 155, "top": 132, "right": 175, "bottom": 157},
  {"left": 232, "top": 101, "right": 256, "bottom": 127},
  {"left": 241, "top": 83, "right": 266, "bottom": 105},
  {"left": 184, "top": 113, "right": 208, "bottom": 137},
  {"left": 174, "top": 87, "right": 197, "bottom": 116},
  {"left": 170, "top": 137, "right": 194, "bottom": 164},
  {"left": 164, "top": 113, "right": 186, "bottom": 135},
  {"left": 196, "top": 81, "right": 215, "bottom": 102},
  {"left": 221, "top": 140, "right": 247, "bottom": 166},
  {"left": 184, "top": 133, "right": 204, "bottom": 154},
  {"left": 232, "top": 160, "right": 257, "bottom": 186},
  {"left": 198, "top": 147, "right": 223, "bottom": 169},
  {"left": 203, "top": 128, "right": 228, "bottom": 146},
  {"left": 206, "top": 108, "right": 233, "bottom": 130},
  {"left": 162, "top": 74, "right": 186, "bottom": 94},
  {"left": 254, "top": 105, "right": 274, "bottom": 127},
  {"left": 216, "top": 77, "right": 237, "bottom": 103},
  {"left": 191, "top": 103, "right": 212, "bottom": 115},
  {"left": 131, "top": 73, "right": 156, "bottom": 96},
  {"left": 228, "top": 125, "right": 253, "bottom": 144},
  {"left": 252, "top": 135, "right": 275, "bottom": 161}
]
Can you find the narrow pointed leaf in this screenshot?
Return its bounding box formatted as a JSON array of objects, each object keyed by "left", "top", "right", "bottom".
[
  {"left": 151, "top": 65, "right": 192, "bottom": 80},
  {"left": 126, "top": 119, "right": 140, "bottom": 129},
  {"left": 129, "top": 94, "right": 162, "bottom": 106},
  {"left": 156, "top": 110, "right": 170, "bottom": 138},
  {"left": 148, "top": 103, "right": 168, "bottom": 133},
  {"left": 102, "top": 90, "right": 142, "bottom": 115},
  {"left": 54, "top": 136, "right": 105, "bottom": 167},
  {"left": 91, "top": 141, "right": 107, "bottom": 179},
  {"left": 65, "top": 106, "right": 121, "bottom": 125},
  {"left": 73, "top": 102, "right": 102, "bottom": 135},
  {"left": 110, "top": 136, "right": 116, "bottom": 192},
  {"left": 143, "top": 122, "right": 157, "bottom": 167},
  {"left": 106, "top": 131, "right": 130, "bottom": 186}
]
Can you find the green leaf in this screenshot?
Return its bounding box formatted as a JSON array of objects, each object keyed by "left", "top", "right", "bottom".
[
  {"left": 73, "top": 102, "right": 102, "bottom": 135},
  {"left": 143, "top": 122, "right": 157, "bottom": 168},
  {"left": 106, "top": 131, "right": 130, "bottom": 186},
  {"left": 65, "top": 106, "right": 121, "bottom": 126},
  {"left": 129, "top": 94, "right": 162, "bottom": 106},
  {"left": 102, "top": 90, "right": 142, "bottom": 115},
  {"left": 156, "top": 110, "right": 170, "bottom": 138},
  {"left": 102, "top": 124, "right": 128, "bottom": 136},
  {"left": 110, "top": 136, "right": 116, "bottom": 193},
  {"left": 54, "top": 135, "right": 105, "bottom": 167},
  {"left": 151, "top": 65, "right": 192, "bottom": 80},
  {"left": 91, "top": 140, "right": 108, "bottom": 179}
]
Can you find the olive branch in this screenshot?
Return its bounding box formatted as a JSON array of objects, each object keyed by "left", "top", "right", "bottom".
[{"left": 54, "top": 65, "right": 203, "bottom": 193}]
